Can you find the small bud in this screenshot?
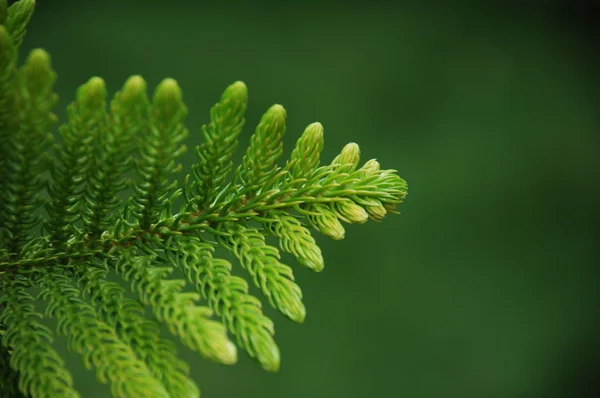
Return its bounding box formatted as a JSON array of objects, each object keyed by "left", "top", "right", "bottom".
[
  {"left": 23, "top": 48, "right": 55, "bottom": 93},
  {"left": 152, "top": 78, "right": 187, "bottom": 122},
  {"left": 83, "top": 76, "right": 106, "bottom": 95},
  {"left": 366, "top": 200, "right": 387, "bottom": 222},
  {"left": 303, "top": 122, "right": 324, "bottom": 139},
  {"left": 77, "top": 76, "right": 106, "bottom": 110},
  {"left": 383, "top": 202, "right": 399, "bottom": 213},
  {"left": 216, "top": 339, "right": 238, "bottom": 365},
  {"left": 254, "top": 333, "right": 281, "bottom": 372},
  {"left": 310, "top": 207, "right": 346, "bottom": 240},
  {"left": 291, "top": 300, "right": 306, "bottom": 323},
  {"left": 335, "top": 200, "right": 368, "bottom": 224},
  {"left": 154, "top": 78, "right": 182, "bottom": 104},
  {"left": 299, "top": 122, "right": 324, "bottom": 151},
  {"left": 290, "top": 122, "right": 324, "bottom": 177},
  {"left": 216, "top": 81, "right": 248, "bottom": 130},
  {"left": 243, "top": 103, "right": 286, "bottom": 183},
  {"left": 194, "top": 310, "right": 238, "bottom": 365},
  {"left": 332, "top": 142, "right": 360, "bottom": 172},
  {"left": 278, "top": 287, "right": 306, "bottom": 324},
  {"left": 360, "top": 158, "right": 381, "bottom": 175},
  {"left": 261, "top": 103, "right": 287, "bottom": 129},
  {"left": 251, "top": 103, "right": 286, "bottom": 156},
  {"left": 222, "top": 80, "right": 248, "bottom": 104},
  {"left": 25, "top": 48, "right": 50, "bottom": 70},
  {"left": 299, "top": 242, "right": 324, "bottom": 272},
  {"left": 119, "top": 75, "right": 147, "bottom": 105}
]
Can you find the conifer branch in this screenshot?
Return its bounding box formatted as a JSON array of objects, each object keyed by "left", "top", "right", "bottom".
[{"left": 0, "top": 1, "right": 408, "bottom": 395}]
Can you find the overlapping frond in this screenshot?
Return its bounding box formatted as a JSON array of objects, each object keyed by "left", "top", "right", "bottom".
[
  {"left": 79, "top": 265, "right": 200, "bottom": 398},
  {"left": 217, "top": 222, "right": 305, "bottom": 323},
  {"left": 0, "top": 340, "right": 21, "bottom": 398},
  {"left": 167, "top": 236, "right": 280, "bottom": 371},
  {"left": 38, "top": 268, "right": 170, "bottom": 398},
  {"left": 0, "top": 277, "right": 79, "bottom": 398},
  {"left": 0, "top": 0, "right": 408, "bottom": 397},
  {"left": 114, "top": 249, "right": 237, "bottom": 365},
  {"left": 82, "top": 76, "right": 147, "bottom": 238}
]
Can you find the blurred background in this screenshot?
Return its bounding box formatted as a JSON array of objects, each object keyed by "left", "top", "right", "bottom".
[{"left": 18, "top": 0, "right": 600, "bottom": 397}]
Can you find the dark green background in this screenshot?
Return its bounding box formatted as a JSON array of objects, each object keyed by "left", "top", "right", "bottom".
[{"left": 20, "top": 1, "right": 600, "bottom": 397}]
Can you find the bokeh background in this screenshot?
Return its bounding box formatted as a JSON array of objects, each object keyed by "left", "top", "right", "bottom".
[{"left": 19, "top": 0, "right": 600, "bottom": 397}]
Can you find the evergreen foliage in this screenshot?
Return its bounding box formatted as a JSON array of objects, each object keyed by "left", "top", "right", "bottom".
[{"left": 0, "top": 1, "right": 408, "bottom": 396}]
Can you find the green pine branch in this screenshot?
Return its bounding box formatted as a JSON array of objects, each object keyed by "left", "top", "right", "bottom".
[{"left": 0, "top": 0, "right": 408, "bottom": 397}]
